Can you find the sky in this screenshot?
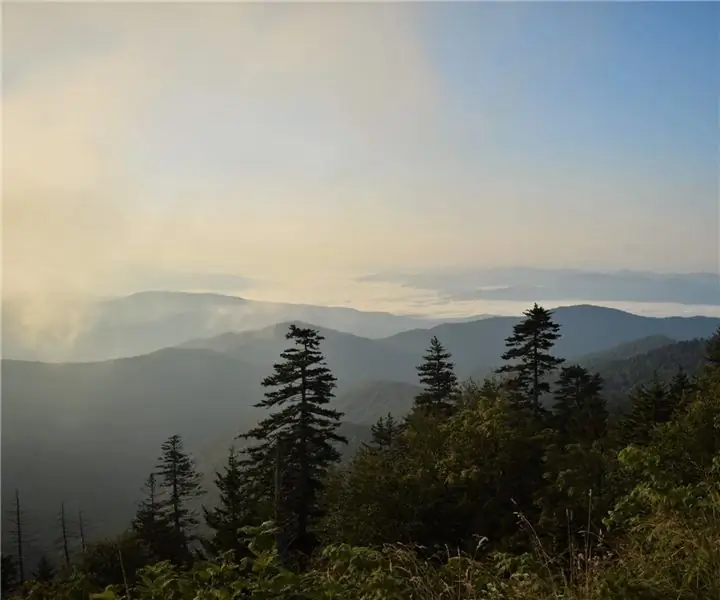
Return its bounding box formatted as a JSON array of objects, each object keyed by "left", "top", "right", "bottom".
[{"left": 3, "top": 1, "right": 719, "bottom": 317}]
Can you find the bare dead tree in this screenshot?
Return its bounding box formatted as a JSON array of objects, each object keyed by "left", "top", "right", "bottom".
[
  {"left": 78, "top": 511, "right": 87, "bottom": 553},
  {"left": 13, "top": 490, "right": 25, "bottom": 584},
  {"left": 59, "top": 503, "right": 70, "bottom": 568}
]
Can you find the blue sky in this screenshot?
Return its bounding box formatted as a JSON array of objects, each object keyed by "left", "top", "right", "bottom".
[{"left": 4, "top": 1, "right": 719, "bottom": 316}]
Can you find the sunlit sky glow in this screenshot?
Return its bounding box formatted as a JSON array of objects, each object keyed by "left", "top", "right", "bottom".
[{"left": 3, "top": 1, "right": 719, "bottom": 317}]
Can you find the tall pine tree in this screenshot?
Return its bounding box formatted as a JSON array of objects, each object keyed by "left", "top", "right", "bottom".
[
  {"left": 238, "top": 324, "right": 347, "bottom": 566},
  {"left": 33, "top": 555, "right": 55, "bottom": 583},
  {"left": 667, "top": 367, "right": 696, "bottom": 415},
  {"left": 203, "top": 446, "right": 253, "bottom": 562},
  {"left": 620, "top": 379, "right": 673, "bottom": 446},
  {"left": 413, "top": 336, "right": 459, "bottom": 416},
  {"left": 496, "top": 303, "right": 564, "bottom": 414},
  {"left": 552, "top": 364, "right": 607, "bottom": 444},
  {"left": 155, "top": 435, "right": 205, "bottom": 563},
  {"left": 368, "top": 413, "right": 403, "bottom": 450},
  {"left": 705, "top": 326, "right": 720, "bottom": 369},
  {"left": 132, "top": 473, "right": 176, "bottom": 562},
  {"left": 1, "top": 555, "right": 18, "bottom": 597}
]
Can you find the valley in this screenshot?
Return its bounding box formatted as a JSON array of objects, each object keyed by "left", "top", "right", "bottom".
[{"left": 2, "top": 297, "right": 717, "bottom": 565}]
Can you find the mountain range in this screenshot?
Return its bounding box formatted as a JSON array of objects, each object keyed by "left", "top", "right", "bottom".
[
  {"left": 2, "top": 291, "right": 489, "bottom": 363},
  {"left": 3, "top": 295, "right": 719, "bottom": 564}
]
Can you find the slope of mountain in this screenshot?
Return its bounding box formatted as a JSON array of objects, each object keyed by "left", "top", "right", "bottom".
[
  {"left": 180, "top": 322, "right": 421, "bottom": 387},
  {"left": 2, "top": 291, "right": 463, "bottom": 363},
  {"left": 4, "top": 304, "right": 718, "bottom": 563},
  {"left": 590, "top": 338, "right": 707, "bottom": 406},
  {"left": 335, "top": 380, "right": 422, "bottom": 424},
  {"left": 383, "top": 305, "right": 720, "bottom": 377},
  {"left": 574, "top": 335, "right": 677, "bottom": 365},
  {"left": 1, "top": 348, "right": 265, "bottom": 557}
]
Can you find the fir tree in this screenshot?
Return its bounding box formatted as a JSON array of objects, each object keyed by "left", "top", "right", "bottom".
[
  {"left": 33, "top": 555, "right": 55, "bottom": 583},
  {"left": 705, "top": 326, "right": 720, "bottom": 369},
  {"left": 413, "top": 336, "right": 459, "bottom": 417},
  {"left": 155, "top": 435, "right": 205, "bottom": 562},
  {"left": 1, "top": 555, "right": 18, "bottom": 597},
  {"left": 203, "top": 446, "right": 253, "bottom": 562},
  {"left": 132, "top": 473, "right": 176, "bottom": 561},
  {"left": 620, "top": 378, "right": 672, "bottom": 445},
  {"left": 667, "top": 367, "right": 695, "bottom": 415},
  {"left": 552, "top": 364, "right": 607, "bottom": 444},
  {"left": 238, "top": 324, "right": 347, "bottom": 566},
  {"left": 496, "top": 303, "right": 564, "bottom": 414},
  {"left": 368, "top": 413, "right": 403, "bottom": 449}
]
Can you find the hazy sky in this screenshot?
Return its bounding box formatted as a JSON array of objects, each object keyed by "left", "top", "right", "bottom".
[{"left": 4, "top": 1, "right": 719, "bottom": 312}]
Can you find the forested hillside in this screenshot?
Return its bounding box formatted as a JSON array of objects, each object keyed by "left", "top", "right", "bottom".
[
  {"left": 5, "top": 303, "right": 720, "bottom": 600},
  {"left": 4, "top": 305, "right": 717, "bottom": 557}
]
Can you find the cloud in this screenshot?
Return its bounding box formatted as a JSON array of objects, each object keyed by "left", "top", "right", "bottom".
[
  {"left": 359, "top": 267, "right": 720, "bottom": 307},
  {"left": 2, "top": 1, "right": 717, "bottom": 323}
]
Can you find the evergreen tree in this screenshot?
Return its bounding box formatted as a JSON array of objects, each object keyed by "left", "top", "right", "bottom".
[
  {"left": 620, "top": 378, "right": 673, "bottom": 445},
  {"left": 203, "top": 446, "right": 253, "bottom": 562},
  {"left": 155, "top": 435, "right": 205, "bottom": 562},
  {"left": 368, "top": 413, "right": 403, "bottom": 449},
  {"left": 132, "top": 473, "right": 176, "bottom": 561},
  {"left": 496, "top": 303, "right": 564, "bottom": 414},
  {"left": 238, "top": 324, "right": 347, "bottom": 566},
  {"left": 413, "top": 336, "right": 459, "bottom": 416},
  {"left": 1, "top": 554, "right": 18, "bottom": 597},
  {"left": 705, "top": 326, "right": 720, "bottom": 369},
  {"left": 552, "top": 364, "right": 607, "bottom": 444},
  {"left": 33, "top": 555, "right": 55, "bottom": 583},
  {"left": 667, "top": 367, "right": 695, "bottom": 415}
]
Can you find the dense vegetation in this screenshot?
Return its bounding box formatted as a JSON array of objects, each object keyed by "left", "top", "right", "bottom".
[{"left": 4, "top": 304, "right": 720, "bottom": 599}]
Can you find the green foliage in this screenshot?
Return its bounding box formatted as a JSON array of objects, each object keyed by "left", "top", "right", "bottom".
[
  {"left": 496, "top": 304, "right": 564, "bottom": 414},
  {"left": 76, "top": 531, "right": 153, "bottom": 590},
  {"left": 132, "top": 474, "right": 178, "bottom": 563},
  {"left": 704, "top": 326, "right": 720, "bottom": 369},
  {"left": 2, "top": 554, "right": 19, "bottom": 598},
  {"left": 203, "top": 446, "right": 254, "bottom": 562},
  {"left": 618, "top": 378, "right": 676, "bottom": 446},
  {"left": 12, "top": 303, "right": 720, "bottom": 600},
  {"left": 238, "top": 325, "right": 347, "bottom": 564},
  {"left": 155, "top": 434, "right": 205, "bottom": 558},
  {"left": 32, "top": 556, "right": 54, "bottom": 583},
  {"left": 367, "top": 413, "right": 403, "bottom": 450},
  {"left": 413, "top": 336, "right": 459, "bottom": 417},
  {"left": 552, "top": 365, "right": 607, "bottom": 444}
]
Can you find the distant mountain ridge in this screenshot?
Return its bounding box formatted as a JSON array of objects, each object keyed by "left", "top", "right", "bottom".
[
  {"left": 3, "top": 303, "right": 719, "bottom": 563},
  {"left": 2, "top": 291, "right": 492, "bottom": 363}
]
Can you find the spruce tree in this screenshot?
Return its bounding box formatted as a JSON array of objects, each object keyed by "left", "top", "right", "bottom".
[
  {"left": 155, "top": 435, "right": 205, "bottom": 562},
  {"left": 552, "top": 364, "right": 607, "bottom": 444},
  {"left": 368, "top": 413, "right": 403, "bottom": 449},
  {"left": 238, "top": 324, "right": 347, "bottom": 566},
  {"left": 1, "top": 555, "right": 18, "bottom": 596},
  {"left": 413, "top": 336, "right": 459, "bottom": 416},
  {"left": 667, "top": 367, "right": 695, "bottom": 415},
  {"left": 132, "top": 473, "right": 176, "bottom": 561},
  {"left": 496, "top": 303, "right": 564, "bottom": 414},
  {"left": 705, "top": 326, "right": 720, "bottom": 369},
  {"left": 33, "top": 555, "right": 55, "bottom": 583},
  {"left": 620, "top": 379, "right": 672, "bottom": 445},
  {"left": 203, "top": 446, "right": 252, "bottom": 562}
]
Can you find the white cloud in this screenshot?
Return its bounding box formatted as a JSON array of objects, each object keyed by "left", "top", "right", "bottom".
[{"left": 2, "top": 1, "right": 716, "bottom": 318}]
